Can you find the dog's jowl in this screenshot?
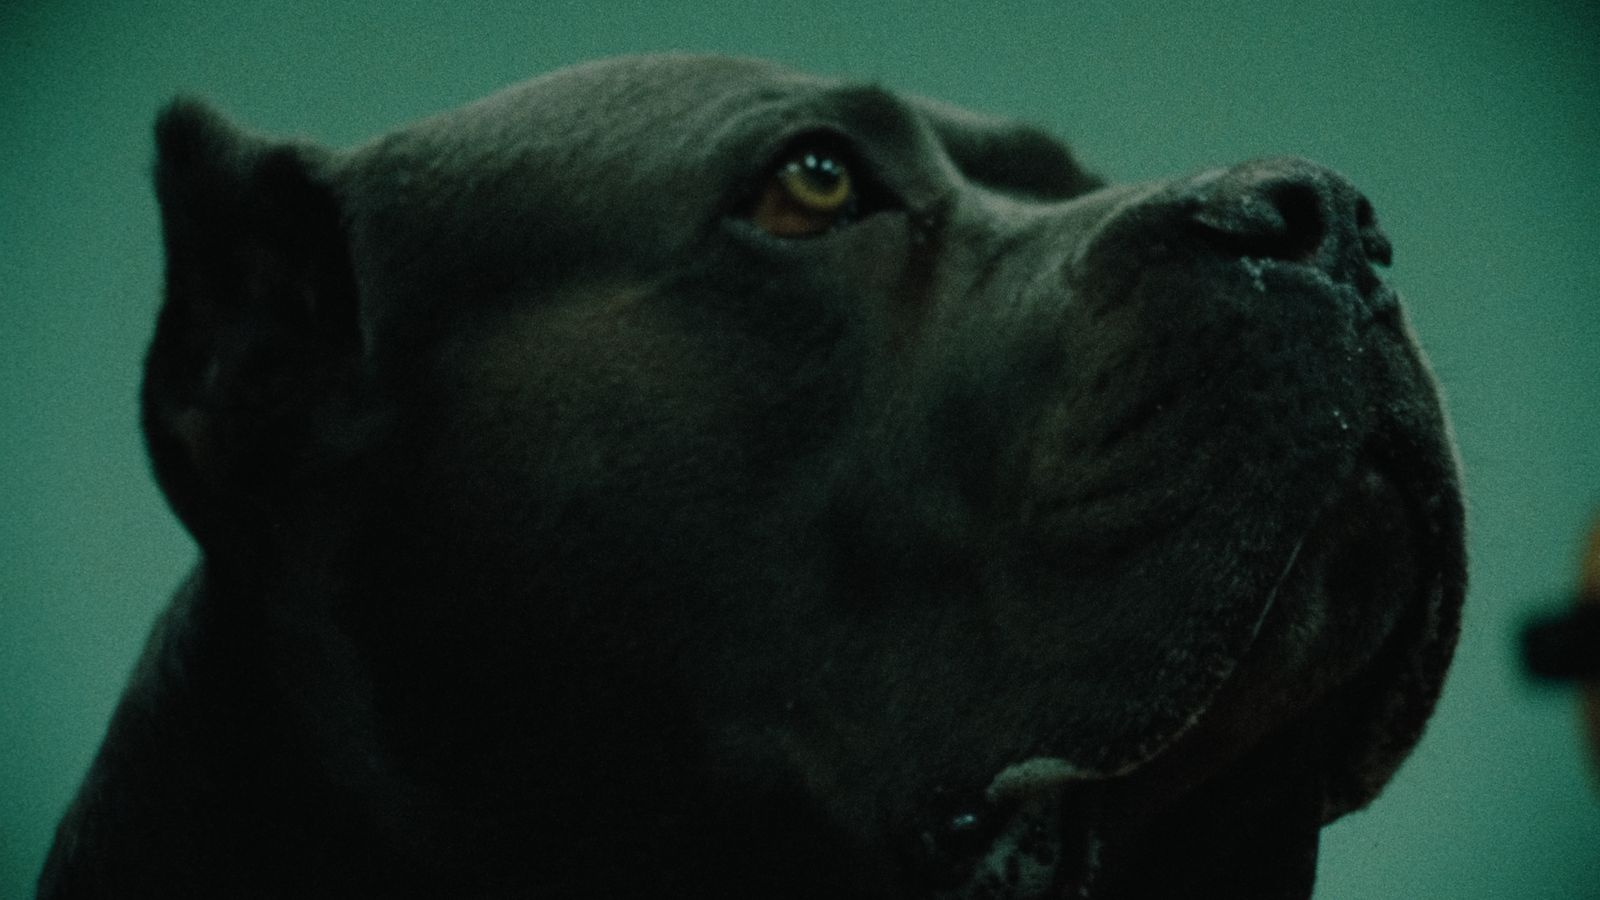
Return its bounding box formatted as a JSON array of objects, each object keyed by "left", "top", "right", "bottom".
[{"left": 40, "top": 55, "right": 1465, "bottom": 899}]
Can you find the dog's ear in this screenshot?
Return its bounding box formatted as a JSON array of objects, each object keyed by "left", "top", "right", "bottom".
[{"left": 143, "top": 99, "right": 363, "bottom": 556}]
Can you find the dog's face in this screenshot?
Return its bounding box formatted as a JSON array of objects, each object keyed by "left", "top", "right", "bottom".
[{"left": 98, "top": 55, "right": 1462, "bottom": 898}]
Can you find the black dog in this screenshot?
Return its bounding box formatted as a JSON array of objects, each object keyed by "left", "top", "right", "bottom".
[{"left": 40, "top": 55, "right": 1465, "bottom": 899}]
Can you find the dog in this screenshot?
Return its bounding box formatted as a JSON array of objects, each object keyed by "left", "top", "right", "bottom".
[{"left": 39, "top": 54, "right": 1465, "bottom": 899}]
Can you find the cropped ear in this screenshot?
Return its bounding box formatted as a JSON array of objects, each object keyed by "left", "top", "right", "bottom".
[{"left": 143, "top": 99, "right": 363, "bottom": 556}]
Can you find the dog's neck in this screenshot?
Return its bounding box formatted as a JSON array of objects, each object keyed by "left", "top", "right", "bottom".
[{"left": 39, "top": 567, "right": 417, "bottom": 895}]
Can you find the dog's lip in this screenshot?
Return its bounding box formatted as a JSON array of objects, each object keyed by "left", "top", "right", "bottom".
[
  {"left": 941, "top": 463, "right": 1425, "bottom": 898},
  {"left": 903, "top": 759, "right": 1101, "bottom": 899},
  {"left": 1312, "top": 437, "right": 1465, "bottom": 816},
  {"left": 892, "top": 455, "right": 1445, "bottom": 897},
  {"left": 980, "top": 758, "right": 1102, "bottom": 898}
]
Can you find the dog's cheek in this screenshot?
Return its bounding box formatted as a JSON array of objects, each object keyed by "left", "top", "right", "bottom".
[{"left": 391, "top": 283, "right": 852, "bottom": 570}]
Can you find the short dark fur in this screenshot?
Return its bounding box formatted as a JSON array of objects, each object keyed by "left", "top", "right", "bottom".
[{"left": 41, "top": 55, "right": 1464, "bottom": 899}]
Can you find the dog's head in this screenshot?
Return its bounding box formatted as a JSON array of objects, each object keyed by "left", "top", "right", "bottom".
[{"left": 140, "top": 55, "right": 1463, "bottom": 897}]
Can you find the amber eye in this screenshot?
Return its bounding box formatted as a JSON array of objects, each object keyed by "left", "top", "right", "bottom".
[{"left": 750, "top": 149, "right": 858, "bottom": 238}]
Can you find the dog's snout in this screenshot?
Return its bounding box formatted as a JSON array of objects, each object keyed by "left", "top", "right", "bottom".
[{"left": 1187, "top": 158, "right": 1392, "bottom": 278}]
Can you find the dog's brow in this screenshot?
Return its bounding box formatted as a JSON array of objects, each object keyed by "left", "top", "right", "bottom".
[{"left": 812, "top": 84, "right": 926, "bottom": 148}]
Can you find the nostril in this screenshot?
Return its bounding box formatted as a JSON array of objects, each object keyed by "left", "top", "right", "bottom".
[
  {"left": 1266, "top": 182, "right": 1326, "bottom": 263},
  {"left": 1189, "top": 177, "right": 1329, "bottom": 264}
]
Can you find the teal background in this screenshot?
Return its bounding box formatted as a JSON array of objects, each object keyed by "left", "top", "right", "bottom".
[{"left": 3, "top": 1, "right": 1597, "bottom": 896}]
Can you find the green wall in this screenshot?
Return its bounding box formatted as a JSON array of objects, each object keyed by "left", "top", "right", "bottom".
[{"left": 3, "top": 1, "right": 1596, "bottom": 896}]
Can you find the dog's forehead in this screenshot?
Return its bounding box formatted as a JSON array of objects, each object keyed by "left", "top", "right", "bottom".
[
  {"left": 480, "top": 53, "right": 834, "bottom": 130},
  {"left": 347, "top": 53, "right": 1040, "bottom": 196},
  {"left": 367, "top": 55, "right": 859, "bottom": 170},
  {"left": 455, "top": 53, "right": 1018, "bottom": 141},
  {"left": 334, "top": 54, "right": 1031, "bottom": 321}
]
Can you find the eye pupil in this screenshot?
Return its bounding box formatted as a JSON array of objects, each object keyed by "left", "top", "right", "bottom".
[
  {"left": 747, "top": 143, "right": 864, "bottom": 237},
  {"left": 798, "top": 153, "right": 842, "bottom": 190},
  {"left": 774, "top": 150, "right": 854, "bottom": 218}
]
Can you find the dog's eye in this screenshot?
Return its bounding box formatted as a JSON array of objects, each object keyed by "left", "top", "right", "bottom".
[{"left": 749, "top": 148, "right": 859, "bottom": 238}]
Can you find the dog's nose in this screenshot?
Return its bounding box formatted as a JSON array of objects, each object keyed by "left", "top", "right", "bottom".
[{"left": 1185, "top": 158, "right": 1391, "bottom": 283}]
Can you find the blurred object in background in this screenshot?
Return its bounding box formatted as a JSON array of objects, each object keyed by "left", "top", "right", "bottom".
[{"left": 1522, "top": 509, "right": 1600, "bottom": 781}]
